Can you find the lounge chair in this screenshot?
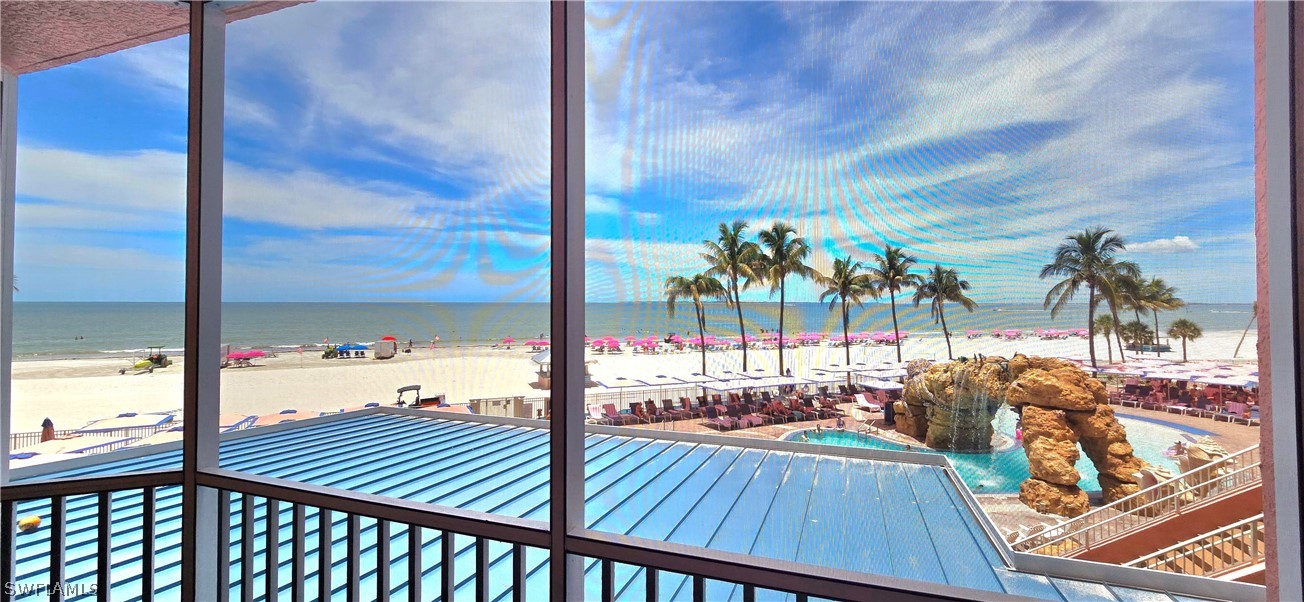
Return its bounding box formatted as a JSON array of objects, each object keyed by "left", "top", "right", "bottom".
[
  {"left": 645, "top": 400, "right": 675, "bottom": 422},
  {"left": 801, "top": 397, "right": 836, "bottom": 419},
  {"left": 702, "top": 406, "right": 738, "bottom": 430},
  {"left": 602, "top": 404, "right": 637, "bottom": 425},
  {"left": 786, "top": 398, "right": 810, "bottom": 421},
  {"left": 677, "top": 397, "right": 702, "bottom": 418},
  {"left": 628, "top": 403, "right": 655, "bottom": 424},
  {"left": 587, "top": 405, "right": 611, "bottom": 425},
  {"left": 727, "top": 404, "right": 764, "bottom": 428},
  {"left": 660, "top": 399, "right": 690, "bottom": 420}
]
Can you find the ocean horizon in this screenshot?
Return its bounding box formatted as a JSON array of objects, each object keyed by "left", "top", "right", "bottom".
[{"left": 9, "top": 301, "right": 1257, "bottom": 360}]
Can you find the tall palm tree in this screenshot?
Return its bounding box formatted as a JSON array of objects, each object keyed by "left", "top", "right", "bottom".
[
  {"left": 665, "top": 274, "right": 729, "bottom": 375},
  {"left": 702, "top": 221, "right": 763, "bottom": 371},
  {"left": 1167, "top": 319, "right": 1203, "bottom": 362},
  {"left": 817, "top": 256, "right": 876, "bottom": 377},
  {"left": 1115, "top": 273, "right": 1147, "bottom": 324},
  {"left": 912, "top": 264, "right": 978, "bottom": 360},
  {"left": 1234, "top": 301, "right": 1257, "bottom": 358},
  {"left": 1040, "top": 227, "right": 1139, "bottom": 369},
  {"left": 1093, "top": 314, "right": 1116, "bottom": 364},
  {"left": 1119, "top": 321, "right": 1154, "bottom": 348},
  {"left": 757, "top": 222, "right": 816, "bottom": 375},
  {"left": 1141, "top": 277, "right": 1183, "bottom": 352},
  {"left": 868, "top": 245, "right": 923, "bottom": 363}
]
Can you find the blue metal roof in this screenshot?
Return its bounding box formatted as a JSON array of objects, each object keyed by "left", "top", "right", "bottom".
[{"left": 11, "top": 413, "right": 1236, "bottom": 601}]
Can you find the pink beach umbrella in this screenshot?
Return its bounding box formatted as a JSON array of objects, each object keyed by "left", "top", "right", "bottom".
[
  {"left": 502, "top": 337, "right": 516, "bottom": 344},
  {"left": 670, "top": 335, "right": 683, "bottom": 343}
]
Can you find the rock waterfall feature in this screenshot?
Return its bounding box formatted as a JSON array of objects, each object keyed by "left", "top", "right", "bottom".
[{"left": 896, "top": 355, "right": 1147, "bottom": 517}]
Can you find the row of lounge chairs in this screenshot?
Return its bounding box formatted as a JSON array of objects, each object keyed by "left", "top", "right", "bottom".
[
  {"left": 1109, "top": 386, "right": 1259, "bottom": 425},
  {"left": 585, "top": 391, "right": 846, "bottom": 431}
]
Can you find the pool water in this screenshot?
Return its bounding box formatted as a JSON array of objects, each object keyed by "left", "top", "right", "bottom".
[{"left": 786, "top": 410, "right": 1195, "bottom": 494}]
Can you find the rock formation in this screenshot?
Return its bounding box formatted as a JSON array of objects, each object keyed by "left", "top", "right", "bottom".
[
  {"left": 1006, "top": 355, "right": 1146, "bottom": 517},
  {"left": 899, "top": 357, "right": 1009, "bottom": 452},
  {"left": 896, "top": 354, "right": 1148, "bottom": 517}
]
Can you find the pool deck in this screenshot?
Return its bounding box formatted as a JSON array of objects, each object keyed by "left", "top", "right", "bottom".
[{"left": 617, "top": 401, "right": 1264, "bottom": 535}]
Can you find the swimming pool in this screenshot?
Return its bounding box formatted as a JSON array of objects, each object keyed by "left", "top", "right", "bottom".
[{"left": 785, "top": 411, "right": 1197, "bottom": 494}]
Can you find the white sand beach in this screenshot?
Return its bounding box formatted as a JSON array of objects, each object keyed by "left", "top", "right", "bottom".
[{"left": 10, "top": 330, "right": 1257, "bottom": 434}]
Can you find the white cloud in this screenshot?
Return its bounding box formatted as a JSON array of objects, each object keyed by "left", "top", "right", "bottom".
[
  {"left": 585, "top": 194, "right": 661, "bottom": 226},
  {"left": 1128, "top": 236, "right": 1200, "bottom": 253}
]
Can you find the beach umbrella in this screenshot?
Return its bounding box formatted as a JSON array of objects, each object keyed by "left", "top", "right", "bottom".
[
  {"left": 538, "top": 340, "right": 550, "bottom": 346},
  {"left": 380, "top": 336, "right": 397, "bottom": 341},
  {"left": 863, "top": 379, "right": 905, "bottom": 391},
  {"left": 502, "top": 337, "right": 516, "bottom": 344},
  {"left": 247, "top": 350, "right": 265, "bottom": 358},
  {"left": 670, "top": 335, "right": 683, "bottom": 343}
]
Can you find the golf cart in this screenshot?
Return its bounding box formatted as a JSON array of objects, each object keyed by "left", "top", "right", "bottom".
[
  {"left": 395, "top": 384, "right": 446, "bottom": 407},
  {"left": 119, "top": 346, "right": 173, "bottom": 375}
]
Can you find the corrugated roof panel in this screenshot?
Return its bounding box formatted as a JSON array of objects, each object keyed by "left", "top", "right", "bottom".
[{"left": 12, "top": 414, "right": 1239, "bottom": 601}]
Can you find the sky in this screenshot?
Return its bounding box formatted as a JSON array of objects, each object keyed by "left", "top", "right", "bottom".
[{"left": 13, "top": 1, "right": 1255, "bottom": 305}]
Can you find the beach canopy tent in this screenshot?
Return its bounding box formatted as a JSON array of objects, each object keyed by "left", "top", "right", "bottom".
[
  {"left": 75, "top": 412, "right": 174, "bottom": 433},
  {"left": 861, "top": 379, "right": 905, "bottom": 391}
]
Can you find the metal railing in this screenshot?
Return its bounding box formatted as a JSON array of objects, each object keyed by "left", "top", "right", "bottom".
[
  {"left": 1012, "top": 445, "right": 1261, "bottom": 555},
  {"left": 9, "top": 424, "right": 180, "bottom": 452},
  {"left": 2, "top": 469, "right": 968, "bottom": 602},
  {"left": 1128, "top": 514, "right": 1266, "bottom": 577}
]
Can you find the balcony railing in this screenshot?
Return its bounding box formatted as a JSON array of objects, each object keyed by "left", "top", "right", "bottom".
[
  {"left": 1011, "top": 445, "right": 1261, "bottom": 555},
  {"left": 1128, "top": 514, "right": 1266, "bottom": 577}
]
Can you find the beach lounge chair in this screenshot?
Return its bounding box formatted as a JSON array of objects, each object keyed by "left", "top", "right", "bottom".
[
  {"left": 702, "top": 406, "right": 738, "bottom": 430},
  {"left": 727, "top": 404, "right": 764, "bottom": 428},
  {"left": 785, "top": 398, "right": 811, "bottom": 421},
  {"left": 676, "top": 397, "right": 702, "bottom": 418},
  {"left": 644, "top": 400, "right": 674, "bottom": 422},
  {"left": 587, "top": 404, "right": 611, "bottom": 425},
  {"left": 801, "top": 397, "right": 836, "bottom": 419},
  {"left": 660, "top": 399, "right": 689, "bottom": 420},
  {"left": 854, "top": 394, "right": 882, "bottom": 414},
  {"left": 628, "top": 403, "right": 656, "bottom": 424},
  {"left": 602, "top": 404, "right": 637, "bottom": 426}
]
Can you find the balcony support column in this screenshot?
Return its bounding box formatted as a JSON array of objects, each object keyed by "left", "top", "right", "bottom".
[{"left": 181, "top": 2, "right": 227, "bottom": 600}]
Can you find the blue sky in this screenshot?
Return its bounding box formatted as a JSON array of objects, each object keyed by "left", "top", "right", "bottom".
[{"left": 13, "top": 1, "right": 1255, "bottom": 304}]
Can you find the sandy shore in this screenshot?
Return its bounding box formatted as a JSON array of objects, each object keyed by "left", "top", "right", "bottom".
[{"left": 10, "top": 330, "right": 1257, "bottom": 433}]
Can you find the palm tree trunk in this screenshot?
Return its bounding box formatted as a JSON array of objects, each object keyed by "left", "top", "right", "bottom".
[
  {"left": 695, "top": 304, "right": 707, "bottom": 375},
  {"left": 938, "top": 303, "right": 952, "bottom": 360},
  {"left": 1153, "top": 312, "right": 1161, "bottom": 356},
  {"left": 1182, "top": 338, "right": 1188, "bottom": 362},
  {"left": 889, "top": 290, "right": 902, "bottom": 363},
  {"left": 1107, "top": 299, "right": 1126, "bottom": 359},
  {"left": 843, "top": 301, "right": 852, "bottom": 385},
  {"left": 1234, "top": 308, "right": 1255, "bottom": 358},
  {"left": 778, "top": 279, "right": 786, "bottom": 374},
  {"left": 733, "top": 277, "right": 748, "bottom": 371},
  {"left": 1087, "top": 286, "right": 1098, "bottom": 368}
]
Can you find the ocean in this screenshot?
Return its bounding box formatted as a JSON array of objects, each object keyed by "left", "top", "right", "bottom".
[{"left": 8, "top": 302, "right": 1256, "bottom": 360}]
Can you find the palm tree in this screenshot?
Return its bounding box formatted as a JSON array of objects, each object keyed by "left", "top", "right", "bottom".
[
  {"left": 1119, "top": 321, "right": 1154, "bottom": 349},
  {"left": 817, "top": 256, "right": 876, "bottom": 377},
  {"left": 1234, "top": 301, "right": 1257, "bottom": 358},
  {"left": 757, "top": 222, "right": 816, "bottom": 375},
  {"left": 665, "top": 274, "right": 729, "bottom": 375},
  {"left": 1040, "top": 227, "right": 1140, "bottom": 368},
  {"left": 1115, "top": 273, "right": 1147, "bottom": 324},
  {"left": 912, "top": 264, "right": 978, "bottom": 360},
  {"left": 1093, "top": 314, "right": 1116, "bottom": 364},
  {"left": 1167, "top": 319, "right": 1203, "bottom": 362},
  {"left": 868, "top": 245, "right": 923, "bottom": 363},
  {"left": 702, "top": 221, "right": 763, "bottom": 371},
  {"left": 1141, "top": 277, "right": 1183, "bottom": 353}
]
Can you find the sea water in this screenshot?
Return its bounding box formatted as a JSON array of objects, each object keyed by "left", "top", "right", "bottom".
[{"left": 9, "top": 301, "right": 1255, "bottom": 360}]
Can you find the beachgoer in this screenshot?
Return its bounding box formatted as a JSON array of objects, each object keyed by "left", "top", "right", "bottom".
[
  {"left": 800, "top": 433, "right": 809, "bottom": 443},
  {"left": 835, "top": 416, "right": 845, "bottom": 430}
]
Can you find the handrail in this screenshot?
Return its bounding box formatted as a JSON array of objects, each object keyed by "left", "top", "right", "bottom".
[
  {"left": 1128, "top": 514, "right": 1265, "bottom": 576},
  {"left": 1012, "top": 445, "right": 1261, "bottom": 554}
]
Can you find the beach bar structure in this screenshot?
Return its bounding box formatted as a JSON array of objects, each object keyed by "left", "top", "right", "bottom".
[{"left": 0, "top": 2, "right": 1300, "bottom": 602}]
